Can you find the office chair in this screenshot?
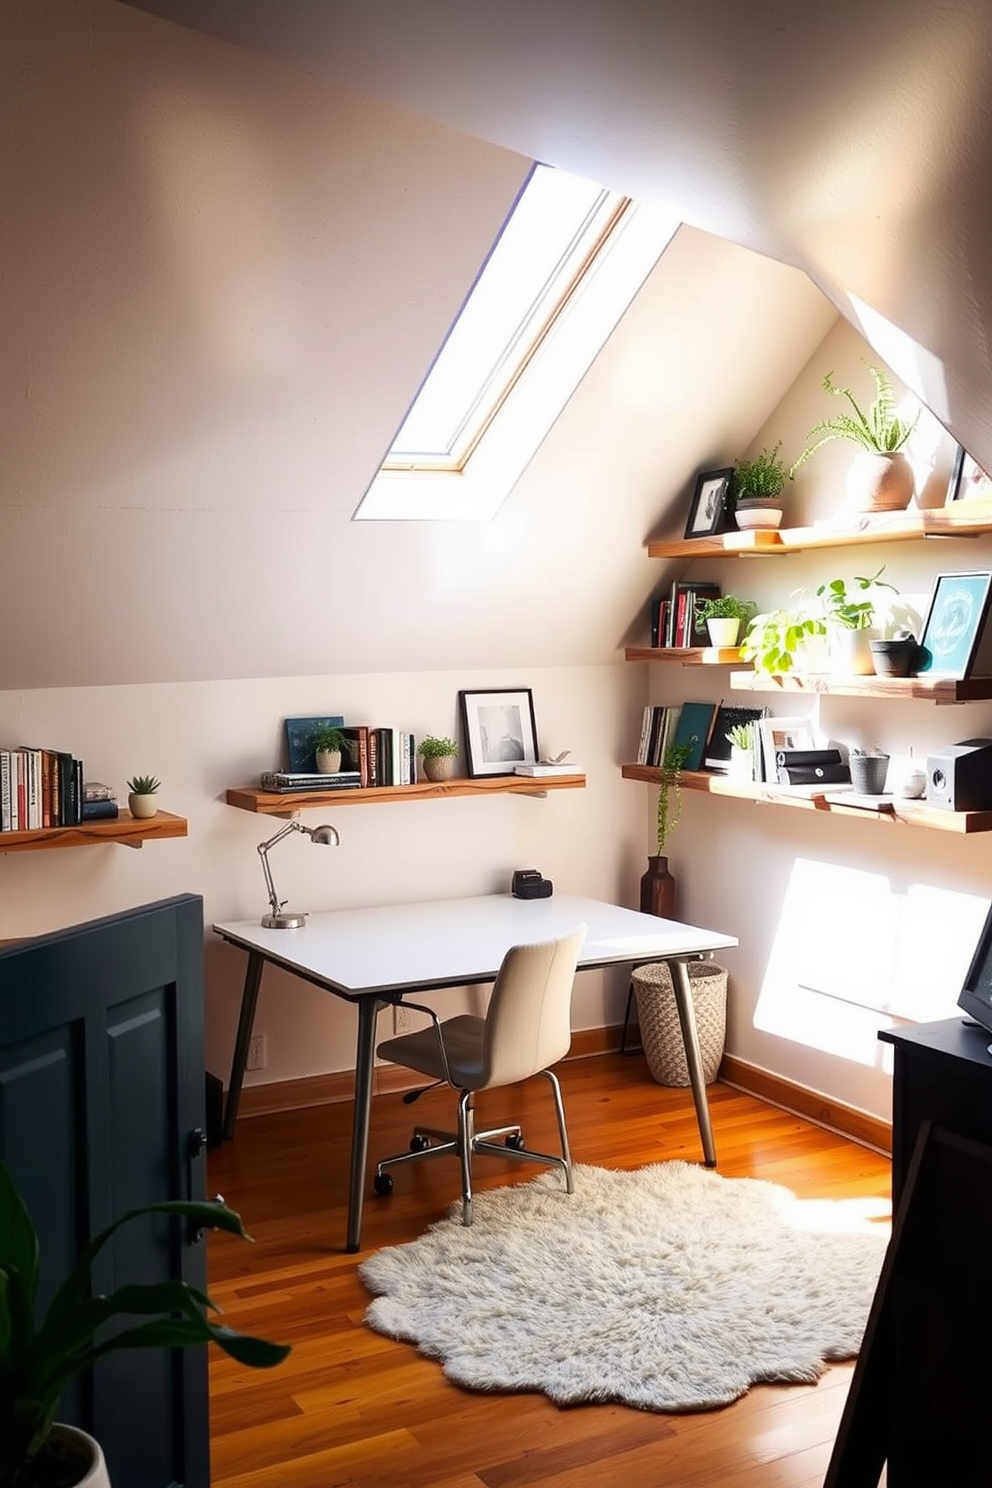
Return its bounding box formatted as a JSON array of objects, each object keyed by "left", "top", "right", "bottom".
[{"left": 371, "top": 924, "right": 587, "bottom": 1225}]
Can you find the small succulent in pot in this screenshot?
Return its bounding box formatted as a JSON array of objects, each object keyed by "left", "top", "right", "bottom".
[
  {"left": 126, "top": 775, "right": 161, "bottom": 795},
  {"left": 417, "top": 735, "right": 458, "bottom": 782}
]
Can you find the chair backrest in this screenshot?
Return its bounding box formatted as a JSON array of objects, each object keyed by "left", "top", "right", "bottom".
[{"left": 481, "top": 924, "right": 587, "bottom": 1088}]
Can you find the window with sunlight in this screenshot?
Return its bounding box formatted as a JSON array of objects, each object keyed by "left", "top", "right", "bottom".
[{"left": 355, "top": 163, "right": 680, "bottom": 521}]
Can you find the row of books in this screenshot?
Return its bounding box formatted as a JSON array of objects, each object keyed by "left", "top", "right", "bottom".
[
  {"left": 0, "top": 748, "right": 83, "bottom": 832},
  {"left": 650, "top": 581, "right": 721, "bottom": 649},
  {"left": 264, "top": 726, "right": 418, "bottom": 793},
  {"left": 636, "top": 703, "right": 766, "bottom": 772}
]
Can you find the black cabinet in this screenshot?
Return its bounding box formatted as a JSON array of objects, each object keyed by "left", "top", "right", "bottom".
[{"left": 0, "top": 894, "right": 209, "bottom": 1488}]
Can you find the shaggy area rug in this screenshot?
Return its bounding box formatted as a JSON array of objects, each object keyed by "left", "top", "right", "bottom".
[{"left": 359, "top": 1161, "right": 889, "bottom": 1413}]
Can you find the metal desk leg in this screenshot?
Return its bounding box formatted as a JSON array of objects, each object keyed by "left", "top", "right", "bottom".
[
  {"left": 222, "top": 951, "right": 264, "bottom": 1140},
  {"left": 667, "top": 957, "right": 717, "bottom": 1167},
  {"left": 346, "top": 995, "right": 386, "bottom": 1253}
]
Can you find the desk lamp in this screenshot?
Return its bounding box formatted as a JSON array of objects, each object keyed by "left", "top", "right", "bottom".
[{"left": 257, "top": 820, "right": 340, "bottom": 928}]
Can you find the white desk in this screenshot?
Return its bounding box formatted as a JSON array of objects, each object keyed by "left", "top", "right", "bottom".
[{"left": 212, "top": 893, "right": 737, "bottom": 1251}]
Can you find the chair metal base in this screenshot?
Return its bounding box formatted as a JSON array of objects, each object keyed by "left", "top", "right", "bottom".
[{"left": 373, "top": 1068, "right": 573, "bottom": 1226}]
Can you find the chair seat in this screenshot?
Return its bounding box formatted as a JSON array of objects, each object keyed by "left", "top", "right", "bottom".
[{"left": 377, "top": 1014, "right": 486, "bottom": 1089}]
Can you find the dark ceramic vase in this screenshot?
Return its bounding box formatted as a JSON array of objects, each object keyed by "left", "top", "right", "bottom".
[
  {"left": 869, "top": 638, "right": 920, "bottom": 677},
  {"left": 639, "top": 855, "right": 676, "bottom": 919}
]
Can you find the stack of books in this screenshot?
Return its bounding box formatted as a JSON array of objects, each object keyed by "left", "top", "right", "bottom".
[
  {"left": 259, "top": 770, "right": 362, "bottom": 794},
  {"left": 82, "top": 781, "right": 119, "bottom": 821},
  {"left": 0, "top": 747, "right": 84, "bottom": 831}
]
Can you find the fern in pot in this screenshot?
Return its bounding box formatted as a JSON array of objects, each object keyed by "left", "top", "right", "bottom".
[
  {"left": 732, "top": 443, "right": 788, "bottom": 531},
  {"left": 694, "top": 593, "right": 757, "bottom": 648},
  {"left": 416, "top": 735, "right": 458, "bottom": 782},
  {"left": 789, "top": 364, "right": 919, "bottom": 513}
]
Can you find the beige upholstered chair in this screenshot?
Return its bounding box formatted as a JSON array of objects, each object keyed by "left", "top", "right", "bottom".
[{"left": 372, "top": 924, "right": 587, "bottom": 1225}]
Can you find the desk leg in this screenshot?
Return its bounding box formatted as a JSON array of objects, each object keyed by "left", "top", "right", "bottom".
[
  {"left": 222, "top": 951, "right": 264, "bottom": 1141},
  {"left": 667, "top": 957, "right": 717, "bottom": 1167},
  {"left": 346, "top": 996, "right": 386, "bottom": 1253}
]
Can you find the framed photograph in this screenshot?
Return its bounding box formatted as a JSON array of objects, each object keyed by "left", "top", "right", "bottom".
[
  {"left": 284, "top": 715, "right": 344, "bottom": 773},
  {"left": 916, "top": 572, "right": 992, "bottom": 678},
  {"left": 683, "top": 467, "right": 734, "bottom": 539},
  {"left": 458, "top": 688, "right": 539, "bottom": 777},
  {"left": 757, "top": 716, "right": 817, "bottom": 783},
  {"left": 947, "top": 445, "right": 992, "bottom": 504}
]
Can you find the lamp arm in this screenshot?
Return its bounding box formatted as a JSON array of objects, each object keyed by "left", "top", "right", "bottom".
[{"left": 257, "top": 821, "right": 305, "bottom": 917}]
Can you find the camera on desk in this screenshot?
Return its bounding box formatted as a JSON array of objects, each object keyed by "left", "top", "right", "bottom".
[{"left": 511, "top": 868, "right": 553, "bottom": 899}]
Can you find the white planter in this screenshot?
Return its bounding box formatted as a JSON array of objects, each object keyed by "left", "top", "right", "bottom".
[
  {"left": 315, "top": 749, "right": 342, "bottom": 774},
  {"left": 734, "top": 498, "right": 783, "bottom": 531},
  {"left": 727, "top": 746, "right": 754, "bottom": 782},
  {"left": 845, "top": 451, "right": 915, "bottom": 512},
  {"left": 40, "top": 1424, "right": 112, "bottom": 1488},
  {"left": 706, "top": 617, "right": 741, "bottom": 646},
  {"left": 127, "top": 792, "right": 158, "bottom": 819},
  {"left": 830, "top": 626, "right": 877, "bottom": 675}
]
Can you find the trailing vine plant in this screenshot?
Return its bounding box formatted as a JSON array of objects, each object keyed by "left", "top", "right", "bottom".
[{"left": 656, "top": 739, "right": 694, "bottom": 854}]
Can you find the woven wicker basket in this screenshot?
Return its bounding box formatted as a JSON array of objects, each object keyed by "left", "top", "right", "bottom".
[{"left": 632, "top": 961, "right": 728, "bottom": 1086}]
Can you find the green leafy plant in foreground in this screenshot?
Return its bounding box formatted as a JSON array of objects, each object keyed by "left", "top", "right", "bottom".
[
  {"left": 789, "top": 365, "right": 919, "bottom": 477},
  {"left": 0, "top": 1159, "right": 289, "bottom": 1488},
  {"left": 816, "top": 565, "right": 897, "bottom": 631},
  {"left": 739, "top": 602, "right": 827, "bottom": 674}
]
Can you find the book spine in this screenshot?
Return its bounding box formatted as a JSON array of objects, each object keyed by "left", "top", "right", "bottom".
[
  {"left": 14, "top": 751, "right": 26, "bottom": 831},
  {"left": 367, "top": 729, "right": 379, "bottom": 787},
  {"left": 650, "top": 597, "right": 661, "bottom": 648},
  {"left": 0, "top": 750, "right": 10, "bottom": 831},
  {"left": 80, "top": 799, "right": 120, "bottom": 820},
  {"left": 342, "top": 727, "right": 370, "bottom": 787},
  {"left": 636, "top": 706, "right": 652, "bottom": 765}
]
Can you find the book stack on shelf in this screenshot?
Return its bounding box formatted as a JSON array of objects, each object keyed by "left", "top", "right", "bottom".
[
  {"left": 274, "top": 717, "right": 419, "bottom": 792},
  {"left": 651, "top": 581, "right": 721, "bottom": 648},
  {"left": 82, "top": 781, "right": 119, "bottom": 821},
  {"left": 636, "top": 702, "right": 716, "bottom": 771},
  {"left": 0, "top": 747, "right": 84, "bottom": 831}
]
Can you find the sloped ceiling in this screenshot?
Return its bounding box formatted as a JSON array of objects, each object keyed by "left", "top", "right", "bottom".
[{"left": 121, "top": 0, "right": 992, "bottom": 469}]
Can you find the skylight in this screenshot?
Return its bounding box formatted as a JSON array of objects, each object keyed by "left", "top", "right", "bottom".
[{"left": 355, "top": 163, "right": 680, "bottom": 521}]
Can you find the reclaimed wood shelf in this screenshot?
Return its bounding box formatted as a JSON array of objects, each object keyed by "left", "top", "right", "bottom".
[
  {"left": 646, "top": 500, "right": 992, "bottom": 559},
  {"left": 226, "top": 774, "right": 587, "bottom": 817},
  {"left": 727, "top": 670, "right": 992, "bottom": 703},
  {"left": 0, "top": 810, "right": 188, "bottom": 854},
  {"left": 624, "top": 646, "right": 742, "bottom": 665},
  {"left": 621, "top": 765, "right": 992, "bottom": 833}
]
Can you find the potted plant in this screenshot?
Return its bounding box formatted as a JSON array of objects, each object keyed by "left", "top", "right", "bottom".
[
  {"left": 732, "top": 443, "right": 788, "bottom": 531},
  {"left": 0, "top": 1159, "right": 288, "bottom": 1488},
  {"left": 739, "top": 599, "right": 827, "bottom": 675},
  {"left": 789, "top": 364, "right": 919, "bottom": 512},
  {"left": 725, "top": 721, "right": 757, "bottom": 782},
  {"left": 694, "top": 593, "right": 758, "bottom": 647},
  {"left": 125, "top": 774, "right": 160, "bottom": 820},
  {"left": 416, "top": 735, "right": 458, "bottom": 783},
  {"left": 309, "top": 723, "right": 351, "bottom": 775},
  {"left": 815, "top": 564, "right": 898, "bottom": 674},
  {"left": 641, "top": 739, "right": 693, "bottom": 918},
  {"left": 849, "top": 746, "right": 891, "bottom": 795}
]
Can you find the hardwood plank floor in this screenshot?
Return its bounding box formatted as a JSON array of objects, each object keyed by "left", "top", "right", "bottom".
[{"left": 206, "top": 1053, "right": 892, "bottom": 1488}]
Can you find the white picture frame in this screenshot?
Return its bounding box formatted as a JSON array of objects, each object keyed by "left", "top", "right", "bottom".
[{"left": 757, "top": 716, "right": 818, "bottom": 783}]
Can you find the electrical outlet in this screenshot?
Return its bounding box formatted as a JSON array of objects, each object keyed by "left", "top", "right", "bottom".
[
  {"left": 393, "top": 1002, "right": 413, "bottom": 1035},
  {"left": 246, "top": 1033, "right": 267, "bottom": 1071}
]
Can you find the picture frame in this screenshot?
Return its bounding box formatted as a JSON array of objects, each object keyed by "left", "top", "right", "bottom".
[
  {"left": 916, "top": 571, "right": 992, "bottom": 678},
  {"left": 757, "top": 716, "right": 817, "bottom": 783},
  {"left": 947, "top": 445, "right": 992, "bottom": 504},
  {"left": 284, "top": 715, "right": 344, "bottom": 773},
  {"left": 458, "top": 688, "right": 539, "bottom": 777},
  {"left": 683, "top": 467, "right": 734, "bottom": 539}
]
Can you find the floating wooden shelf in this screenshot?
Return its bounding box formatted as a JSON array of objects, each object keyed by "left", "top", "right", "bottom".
[
  {"left": 624, "top": 646, "right": 742, "bottom": 665},
  {"left": 226, "top": 774, "right": 587, "bottom": 817},
  {"left": 646, "top": 501, "right": 992, "bottom": 559},
  {"left": 727, "top": 670, "right": 992, "bottom": 704},
  {"left": 621, "top": 765, "right": 992, "bottom": 833},
  {"left": 0, "top": 810, "right": 188, "bottom": 854}
]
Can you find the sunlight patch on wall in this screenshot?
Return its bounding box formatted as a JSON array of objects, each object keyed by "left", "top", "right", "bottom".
[{"left": 754, "top": 856, "right": 988, "bottom": 1065}]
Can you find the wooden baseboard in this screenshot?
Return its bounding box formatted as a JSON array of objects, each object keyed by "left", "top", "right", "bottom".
[{"left": 233, "top": 1032, "right": 892, "bottom": 1156}]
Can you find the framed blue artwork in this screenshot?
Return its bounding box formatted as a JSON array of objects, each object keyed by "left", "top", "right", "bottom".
[{"left": 916, "top": 572, "right": 992, "bottom": 678}]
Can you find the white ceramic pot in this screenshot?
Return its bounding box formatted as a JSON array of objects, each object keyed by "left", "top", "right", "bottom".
[
  {"left": 127, "top": 792, "right": 158, "bottom": 819},
  {"left": 845, "top": 451, "right": 914, "bottom": 512},
  {"left": 727, "top": 746, "right": 754, "bottom": 782},
  {"left": 315, "top": 749, "right": 342, "bottom": 774},
  {"left": 41, "top": 1424, "right": 112, "bottom": 1487},
  {"left": 830, "top": 626, "right": 877, "bottom": 676},
  {"left": 422, "top": 755, "right": 456, "bottom": 782},
  {"left": 706, "top": 617, "right": 741, "bottom": 646},
  {"left": 734, "top": 498, "right": 784, "bottom": 531}
]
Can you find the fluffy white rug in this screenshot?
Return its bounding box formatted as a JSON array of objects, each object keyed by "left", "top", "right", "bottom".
[{"left": 360, "top": 1161, "right": 888, "bottom": 1413}]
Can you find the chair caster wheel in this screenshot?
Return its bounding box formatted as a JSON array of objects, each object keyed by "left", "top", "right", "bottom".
[
  {"left": 505, "top": 1133, "right": 526, "bottom": 1150},
  {"left": 373, "top": 1173, "right": 394, "bottom": 1196},
  {"left": 410, "top": 1134, "right": 431, "bottom": 1152}
]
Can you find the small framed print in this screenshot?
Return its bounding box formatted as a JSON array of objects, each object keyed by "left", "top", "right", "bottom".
[
  {"left": 916, "top": 572, "right": 992, "bottom": 678},
  {"left": 458, "top": 688, "right": 539, "bottom": 777},
  {"left": 947, "top": 445, "right": 992, "bottom": 504},
  {"left": 684, "top": 467, "right": 734, "bottom": 539},
  {"left": 757, "top": 716, "right": 817, "bottom": 783}
]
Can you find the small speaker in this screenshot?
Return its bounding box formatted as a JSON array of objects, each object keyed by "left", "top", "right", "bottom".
[{"left": 926, "top": 738, "right": 992, "bottom": 811}]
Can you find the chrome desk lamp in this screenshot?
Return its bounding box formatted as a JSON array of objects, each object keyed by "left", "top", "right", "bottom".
[{"left": 257, "top": 820, "right": 340, "bottom": 928}]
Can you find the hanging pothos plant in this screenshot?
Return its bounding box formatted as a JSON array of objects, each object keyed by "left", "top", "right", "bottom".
[{"left": 656, "top": 739, "right": 694, "bottom": 855}]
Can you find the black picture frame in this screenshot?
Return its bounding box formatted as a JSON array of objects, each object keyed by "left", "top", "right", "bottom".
[
  {"left": 458, "top": 688, "right": 539, "bottom": 777},
  {"left": 916, "top": 571, "right": 992, "bottom": 678},
  {"left": 684, "top": 467, "right": 734, "bottom": 539},
  {"left": 284, "top": 715, "right": 344, "bottom": 773},
  {"left": 947, "top": 445, "right": 992, "bottom": 504}
]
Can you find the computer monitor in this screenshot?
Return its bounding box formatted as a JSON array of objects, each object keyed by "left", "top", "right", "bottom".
[{"left": 957, "top": 900, "right": 992, "bottom": 1045}]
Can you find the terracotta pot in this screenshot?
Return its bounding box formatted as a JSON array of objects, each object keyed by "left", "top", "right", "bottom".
[
  {"left": 845, "top": 451, "right": 914, "bottom": 512},
  {"left": 127, "top": 792, "right": 158, "bottom": 819},
  {"left": 422, "top": 755, "right": 456, "bottom": 782}
]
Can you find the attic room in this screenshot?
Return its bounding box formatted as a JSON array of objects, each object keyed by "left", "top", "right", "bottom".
[{"left": 4, "top": 2, "right": 992, "bottom": 1485}]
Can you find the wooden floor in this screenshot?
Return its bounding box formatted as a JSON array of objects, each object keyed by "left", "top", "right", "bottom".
[{"left": 206, "top": 1053, "right": 892, "bottom": 1488}]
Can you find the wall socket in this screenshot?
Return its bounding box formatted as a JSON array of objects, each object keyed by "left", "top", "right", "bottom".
[
  {"left": 246, "top": 1033, "right": 267, "bottom": 1071},
  {"left": 393, "top": 1003, "right": 413, "bottom": 1035}
]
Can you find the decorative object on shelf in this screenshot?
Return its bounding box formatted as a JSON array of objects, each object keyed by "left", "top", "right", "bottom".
[
  {"left": 789, "top": 364, "right": 919, "bottom": 513},
  {"left": 640, "top": 740, "right": 693, "bottom": 918},
  {"left": 683, "top": 467, "right": 734, "bottom": 538},
  {"left": 725, "top": 721, "right": 757, "bottom": 782},
  {"left": 0, "top": 1159, "right": 288, "bottom": 1488},
  {"left": 816, "top": 564, "right": 898, "bottom": 675},
  {"left": 869, "top": 634, "right": 920, "bottom": 677},
  {"left": 892, "top": 750, "right": 927, "bottom": 799},
  {"left": 756, "top": 716, "right": 817, "bottom": 783},
  {"left": 947, "top": 445, "right": 992, "bottom": 503},
  {"left": 704, "top": 705, "right": 765, "bottom": 773},
  {"left": 308, "top": 722, "right": 354, "bottom": 775},
  {"left": 639, "top": 854, "right": 677, "bottom": 920},
  {"left": 694, "top": 593, "right": 757, "bottom": 647},
  {"left": 739, "top": 599, "right": 827, "bottom": 675},
  {"left": 849, "top": 747, "right": 890, "bottom": 795},
  {"left": 284, "top": 715, "right": 344, "bottom": 773},
  {"left": 916, "top": 571, "right": 992, "bottom": 679},
  {"left": 516, "top": 750, "right": 584, "bottom": 778},
  {"left": 125, "top": 774, "right": 160, "bottom": 819},
  {"left": 257, "top": 819, "right": 340, "bottom": 928},
  {"left": 632, "top": 960, "right": 728, "bottom": 1086},
  {"left": 416, "top": 735, "right": 458, "bottom": 782},
  {"left": 732, "top": 443, "right": 788, "bottom": 530},
  {"left": 458, "top": 688, "right": 539, "bottom": 777}
]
